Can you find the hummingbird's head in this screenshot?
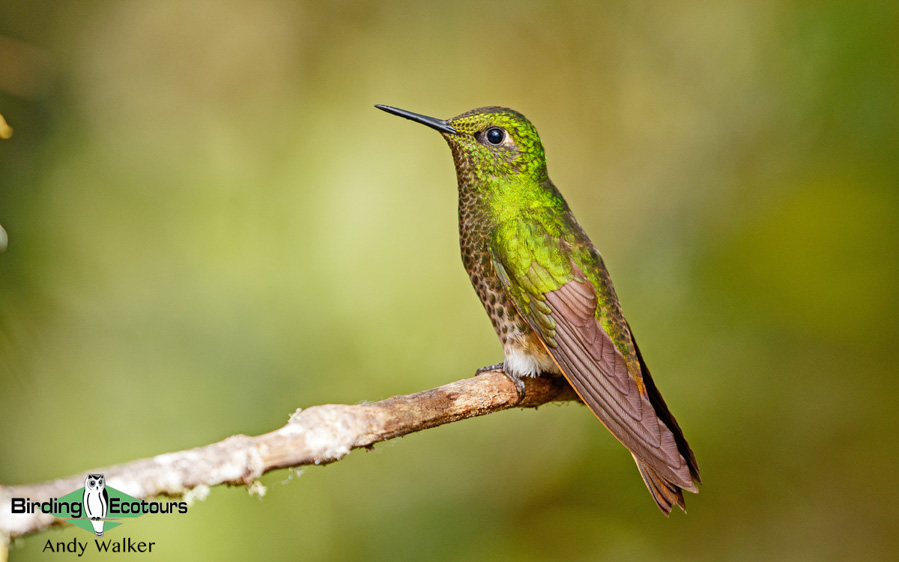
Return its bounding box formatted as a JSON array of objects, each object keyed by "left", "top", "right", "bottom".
[{"left": 376, "top": 105, "right": 548, "bottom": 184}]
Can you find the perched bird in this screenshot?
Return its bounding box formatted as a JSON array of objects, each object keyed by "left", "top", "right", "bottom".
[{"left": 376, "top": 105, "right": 701, "bottom": 514}]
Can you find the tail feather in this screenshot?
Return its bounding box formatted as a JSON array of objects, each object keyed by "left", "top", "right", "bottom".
[
  {"left": 627, "top": 322, "right": 701, "bottom": 514},
  {"left": 633, "top": 455, "right": 686, "bottom": 516}
]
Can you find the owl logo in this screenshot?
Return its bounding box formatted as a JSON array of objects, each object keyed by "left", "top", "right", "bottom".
[{"left": 83, "top": 473, "right": 109, "bottom": 537}]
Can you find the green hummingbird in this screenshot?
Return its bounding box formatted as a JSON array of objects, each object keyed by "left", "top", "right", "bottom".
[{"left": 376, "top": 104, "right": 701, "bottom": 514}]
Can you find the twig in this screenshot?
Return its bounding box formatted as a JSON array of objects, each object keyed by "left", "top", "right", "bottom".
[{"left": 0, "top": 372, "right": 578, "bottom": 539}]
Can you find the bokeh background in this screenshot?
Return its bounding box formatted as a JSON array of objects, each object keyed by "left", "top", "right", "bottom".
[{"left": 2, "top": 1, "right": 897, "bottom": 560}]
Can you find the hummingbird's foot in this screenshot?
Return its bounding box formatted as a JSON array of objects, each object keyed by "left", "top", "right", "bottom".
[
  {"left": 505, "top": 374, "right": 527, "bottom": 403},
  {"left": 475, "top": 362, "right": 505, "bottom": 376},
  {"left": 475, "top": 362, "right": 525, "bottom": 403}
]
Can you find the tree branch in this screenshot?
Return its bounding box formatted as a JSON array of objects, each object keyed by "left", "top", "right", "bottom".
[{"left": 0, "top": 372, "right": 578, "bottom": 539}]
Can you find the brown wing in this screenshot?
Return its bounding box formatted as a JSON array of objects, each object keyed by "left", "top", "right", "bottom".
[
  {"left": 541, "top": 275, "right": 697, "bottom": 489},
  {"left": 489, "top": 233, "right": 700, "bottom": 512},
  {"left": 628, "top": 320, "right": 701, "bottom": 486}
]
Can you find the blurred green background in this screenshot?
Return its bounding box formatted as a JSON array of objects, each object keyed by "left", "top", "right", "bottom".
[{"left": 2, "top": 1, "right": 897, "bottom": 560}]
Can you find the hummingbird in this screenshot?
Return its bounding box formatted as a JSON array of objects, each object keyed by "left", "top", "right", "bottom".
[{"left": 376, "top": 104, "right": 701, "bottom": 514}]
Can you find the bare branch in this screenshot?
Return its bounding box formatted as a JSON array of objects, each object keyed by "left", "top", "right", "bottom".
[{"left": 0, "top": 372, "right": 578, "bottom": 538}]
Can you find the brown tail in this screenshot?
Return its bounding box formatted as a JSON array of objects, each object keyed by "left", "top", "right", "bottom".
[
  {"left": 628, "top": 322, "right": 701, "bottom": 514},
  {"left": 633, "top": 456, "right": 686, "bottom": 515}
]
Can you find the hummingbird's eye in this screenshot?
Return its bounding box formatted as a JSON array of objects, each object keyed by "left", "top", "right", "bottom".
[{"left": 485, "top": 127, "right": 506, "bottom": 145}]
